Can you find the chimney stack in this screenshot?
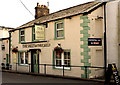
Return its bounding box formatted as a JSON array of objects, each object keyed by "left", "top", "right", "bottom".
[{"left": 35, "top": 2, "right": 49, "bottom": 19}]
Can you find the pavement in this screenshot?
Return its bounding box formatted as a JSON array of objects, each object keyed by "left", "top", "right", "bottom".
[{"left": 1, "top": 71, "right": 105, "bottom": 85}]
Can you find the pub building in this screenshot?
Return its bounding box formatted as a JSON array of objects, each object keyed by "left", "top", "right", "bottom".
[{"left": 8, "top": 0, "right": 120, "bottom": 78}]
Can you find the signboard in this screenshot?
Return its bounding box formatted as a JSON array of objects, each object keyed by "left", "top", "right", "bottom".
[
  {"left": 112, "top": 64, "right": 120, "bottom": 85},
  {"left": 35, "top": 25, "right": 45, "bottom": 40},
  {"left": 23, "top": 43, "right": 50, "bottom": 48},
  {"left": 105, "top": 64, "right": 120, "bottom": 85},
  {"left": 88, "top": 38, "right": 102, "bottom": 46}
]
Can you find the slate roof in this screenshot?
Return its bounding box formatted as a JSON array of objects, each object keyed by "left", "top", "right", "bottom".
[
  {"left": 15, "top": 1, "right": 103, "bottom": 30},
  {"left": 0, "top": 26, "right": 14, "bottom": 29}
]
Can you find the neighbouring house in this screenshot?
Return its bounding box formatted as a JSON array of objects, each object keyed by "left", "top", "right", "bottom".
[
  {"left": 9, "top": 0, "right": 120, "bottom": 78},
  {"left": 0, "top": 26, "right": 13, "bottom": 69}
]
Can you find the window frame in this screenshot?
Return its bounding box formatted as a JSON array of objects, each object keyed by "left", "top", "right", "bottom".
[
  {"left": 54, "top": 20, "right": 65, "bottom": 40},
  {"left": 53, "top": 49, "right": 71, "bottom": 70},
  {"left": 19, "top": 29, "right": 25, "bottom": 43},
  {"left": 1, "top": 45, "right": 5, "bottom": 50},
  {"left": 18, "top": 51, "right": 28, "bottom": 66},
  {"left": 32, "top": 27, "right": 36, "bottom": 41}
]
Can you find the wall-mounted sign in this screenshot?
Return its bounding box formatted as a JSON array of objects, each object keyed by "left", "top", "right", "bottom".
[
  {"left": 23, "top": 43, "right": 50, "bottom": 48},
  {"left": 35, "top": 25, "right": 45, "bottom": 40},
  {"left": 88, "top": 38, "right": 102, "bottom": 46}
]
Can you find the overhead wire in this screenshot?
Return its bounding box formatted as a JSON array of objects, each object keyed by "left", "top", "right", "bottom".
[{"left": 19, "top": 0, "right": 34, "bottom": 17}]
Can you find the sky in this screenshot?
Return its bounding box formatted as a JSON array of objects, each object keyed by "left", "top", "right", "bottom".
[{"left": 0, "top": 0, "right": 93, "bottom": 28}]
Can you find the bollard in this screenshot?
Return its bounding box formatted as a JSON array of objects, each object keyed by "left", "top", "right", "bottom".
[
  {"left": 44, "top": 64, "right": 46, "bottom": 76},
  {"left": 16, "top": 63, "right": 17, "bottom": 71},
  {"left": 29, "top": 64, "right": 30, "bottom": 72},
  {"left": 63, "top": 65, "right": 64, "bottom": 77},
  {"left": 85, "top": 66, "right": 87, "bottom": 78}
]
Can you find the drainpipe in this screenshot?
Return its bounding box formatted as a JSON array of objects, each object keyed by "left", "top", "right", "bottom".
[
  {"left": 9, "top": 32, "right": 11, "bottom": 64},
  {"left": 103, "top": 2, "right": 107, "bottom": 73}
]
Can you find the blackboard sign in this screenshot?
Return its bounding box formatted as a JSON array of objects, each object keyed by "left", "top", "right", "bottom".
[
  {"left": 111, "top": 64, "right": 120, "bottom": 85},
  {"left": 88, "top": 38, "right": 102, "bottom": 46},
  {"left": 105, "top": 64, "right": 120, "bottom": 85}
]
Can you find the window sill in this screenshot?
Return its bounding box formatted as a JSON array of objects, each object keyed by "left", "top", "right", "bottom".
[
  {"left": 54, "top": 37, "right": 65, "bottom": 40},
  {"left": 53, "top": 66, "right": 71, "bottom": 71},
  {"left": 18, "top": 64, "right": 28, "bottom": 66},
  {"left": 19, "top": 41, "right": 25, "bottom": 44}
]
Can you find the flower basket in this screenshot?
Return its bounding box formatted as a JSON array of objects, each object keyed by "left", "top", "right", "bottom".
[
  {"left": 12, "top": 48, "right": 18, "bottom": 53},
  {"left": 54, "top": 46, "right": 64, "bottom": 55}
]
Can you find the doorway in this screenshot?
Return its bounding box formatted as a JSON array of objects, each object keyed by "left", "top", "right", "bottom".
[
  {"left": 6, "top": 54, "right": 9, "bottom": 64},
  {"left": 31, "top": 50, "right": 39, "bottom": 73}
]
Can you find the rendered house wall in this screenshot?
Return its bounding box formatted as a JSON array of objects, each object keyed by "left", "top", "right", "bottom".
[{"left": 10, "top": 5, "right": 105, "bottom": 78}]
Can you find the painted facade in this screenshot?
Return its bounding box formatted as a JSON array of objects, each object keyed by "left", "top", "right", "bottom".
[
  {"left": 1, "top": 39, "right": 9, "bottom": 66},
  {"left": 9, "top": 0, "right": 120, "bottom": 78},
  {"left": 0, "top": 26, "right": 13, "bottom": 70},
  {"left": 9, "top": 1, "right": 106, "bottom": 79}
]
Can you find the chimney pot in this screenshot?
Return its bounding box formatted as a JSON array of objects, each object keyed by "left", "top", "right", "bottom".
[
  {"left": 37, "top": 2, "right": 39, "bottom": 6},
  {"left": 35, "top": 3, "right": 49, "bottom": 19}
]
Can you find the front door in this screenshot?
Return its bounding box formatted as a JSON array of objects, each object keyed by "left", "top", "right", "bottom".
[
  {"left": 33, "top": 53, "right": 39, "bottom": 73},
  {"left": 6, "top": 54, "right": 9, "bottom": 64},
  {"left": 31, "top": 50, "right": 39, "bottom": 73}
]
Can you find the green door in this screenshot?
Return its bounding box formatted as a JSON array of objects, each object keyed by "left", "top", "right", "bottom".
[
  {"left": 33, "top": 53, "right": 39, "bottom": 73},
  {"left": 6, "top": 54, "right": 9, "bottom": 70},
  {"left": 6, "top": 54, "right": 9, "bottom": 64}
]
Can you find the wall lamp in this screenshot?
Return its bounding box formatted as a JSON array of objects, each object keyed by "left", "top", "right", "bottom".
[{"left": 95, "top": 16, "right": 103, "bottom": 20}]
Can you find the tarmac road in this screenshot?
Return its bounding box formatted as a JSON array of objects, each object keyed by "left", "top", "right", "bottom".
[{"left": 1, "top": 71, "right": 104, "bottom": 85}]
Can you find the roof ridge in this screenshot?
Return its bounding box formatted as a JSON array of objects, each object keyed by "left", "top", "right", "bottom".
[{"left": 15, "top": 1, "right": 102, "bottom": 30}]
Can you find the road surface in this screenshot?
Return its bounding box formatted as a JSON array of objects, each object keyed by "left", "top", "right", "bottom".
[{"left": 2, "top": 71, "right": 104, "bottom": 85}]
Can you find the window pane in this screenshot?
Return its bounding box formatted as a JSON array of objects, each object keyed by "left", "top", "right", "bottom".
[
  {"left": 56, "top": 60, "right": 62, "bottom": 66},
  {"left": 33, "top": 34, "right": 35, "bottom": 40},
  {"left": 64, "top": 60, "right": 70, "bottom": 67},
  {"left": 64, "top": 52, "right": 67, "bottom": 59},
  {"left": 57, "top": 23, "right": 63, "bottom": 29},
  {"left": 55, "top": 51, "right": 62, "bottom": 67},
  {"left": 21, "top": 36, "right": 24, "bottom": 41},
  {"left": 56, "top": 54, "right": 61, "bottom": 59},
  {"left": 64, "top": 52, "right": 70, "bottom": 67},
  {"left": 21, "top": 31, "right": 24, "bottom": 35},
  {"left": 25, "top": 52, "right": 28, "bottom": 64},
  {"left": 68, "top": 52, "right": 70, "bottom": 59},
  {"left": 57, "top": 30, "right": 64, "bottom": 37},
  {"left": 20, "top": 52, "right": 24, "bottom": 64},
  {"left": 33, "top": 28, "right": 35, "bottom": 33}
]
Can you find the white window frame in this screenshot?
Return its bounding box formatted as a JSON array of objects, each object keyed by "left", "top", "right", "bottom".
[
  {"left": 20, "top": 30, "right": 25, "bottom": 42},
  {"left": 56, "top": 22, "right": 64, "bottom": 39},
  {"left": 54, "top": 51, "right": 70, "bottom": 70},
  {"left": 19, "top": 52, "right": 28, "bottom": 65},
  {"left": 33, "top": 27, "right": 36, "bottom": 41}
]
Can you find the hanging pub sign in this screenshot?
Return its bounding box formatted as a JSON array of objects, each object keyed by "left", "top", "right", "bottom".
[
  {"left": 88, "top": 38, "right": 102, "bottom": 46},
  {"left": 35, "top": 25, "right": 45, "bottom": 41}
]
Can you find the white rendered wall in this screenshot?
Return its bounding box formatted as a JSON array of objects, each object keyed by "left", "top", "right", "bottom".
[{"left": 106, "top": 1, "right": 119, "bottom": 67}]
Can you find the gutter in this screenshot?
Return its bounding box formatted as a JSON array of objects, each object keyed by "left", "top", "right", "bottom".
[{"left": 103, "top": 2, "right": 107, "bottom": 72}]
